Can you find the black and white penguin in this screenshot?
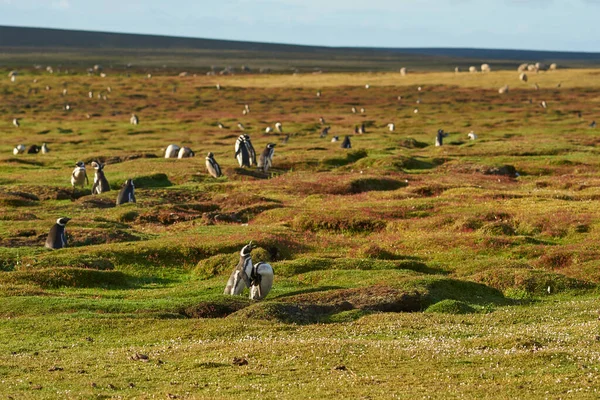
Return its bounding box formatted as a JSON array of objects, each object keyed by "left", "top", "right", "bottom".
[
  {"left": 249, "top": 262, "right": 274, "bottom": 300},
  {"left": 435, "top": 129, "right": 447, "bottom": 147},
  {"left": 275, "top": 122, "right": 283, "bottom": 133},
  {"left": 12, "top": 144, "right": 26, "bottom": 155},
  {"left": 341, "top": 136, "right": 351, "bottom": 149},
  {"left": 45, "top": 217, "right": 71, "bottom": 249},
  {"left": 116, "top": 179, "right": 136, "bottom": 205},
  {"left": 331, "top": 136, "right": 339, "bottom": 143},
  {"left": 224, "top": 242, "right": 256, "bottom": 295},
  {"left": 41, "top": 143, "right": 49, "bottom": 154},
  {"left": 320, "top": 126, "right": 330, "bottom": 138},
  {"left": 130, "top": 113, "right": 139, "bottom": 125},
  {"left": 27, "top": 145, "right": 40, "bottom": 154},
  {"left": 244, "top": 134, "right": 257, "bottom": 166},
  {"left": 177, "top": 147, "right": 195, "bottom": 159},
  {"left": 258, "top": 143, "right": 276, "bottom": 173},
  {"left": 319, "top": 117, "right": 325, "bottom": 125},
  {"left": 387, "top": 123, "right": 395, "bottom": 132},
  {"left": 12, "top": 118, "right": 19, "bottom": 128},
  {"left": 591, "top": 121, "right": 597, "bottom": 129},
  {"left": 205, "top": 152, "right": 222, "bottom": 178},
  {"left": 217, "top": 122, "right": 225, "bottom": 129},
  {"left": 91, "top": 161, "right": 111, "bottom": 194},
  {"left": 165, "top": 144, "right": 180, "bottom": 158},
  {"left": 234, "top": 135, "right": 251, "bottom": 167},
  {"left": 71, "top": 161, "right": 88, "bottom": 189},
  {"left": 281, "top": 134, "right": 290, "bottom": 144}
]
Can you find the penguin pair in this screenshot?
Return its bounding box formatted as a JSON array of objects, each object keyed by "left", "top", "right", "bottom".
[
  {"left": 224, "top": 241, "right": 274, "bottom": 300},
  {"left": 234, "top": 134, "right": 256, "bottom": 167}
]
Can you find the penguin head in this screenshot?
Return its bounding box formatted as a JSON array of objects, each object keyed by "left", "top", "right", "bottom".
[
  {"left": 240, "top": 241, "right": 257, "bottom": 256},
  {"left": 125, "top": 178, "right": 134, "bottom": 187},
  {"left": 438, "top": 129, "right": 444, "bottom": 134},
  {"left": 243, "top": 134, "right": 251, "bottom": 141},
  {"left": 267, "top": 143, "right": 276, "bottom": 149},
  {"left": 75, "top": 161, "right": 85, "bottom": 168},
  {"left": 206, "top": 152, "right": 214, "bottom": 159},
  {"left": 91, "top": 161, "right": 104, "bottom": 170},
  {"left": 56, "top": 217, "right": 71, "bottom": 226}
]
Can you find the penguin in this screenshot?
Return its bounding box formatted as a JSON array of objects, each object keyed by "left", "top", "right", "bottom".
[
  {"left": 435, "top": 129, "right": 447, "bottom": 147},
  {"left": 165, "top": 144, "right": 180, "bottom": 158},
  {"left": 27, "top": 145, "right": 40, "bottom": 154},
  {"left": 341, "top": 136, "right": 351, "bottom": 149},
  {"left": 331, "top": 136, "right": 339, "bottom": 143},
  {"left": 64, "top": 104, "right": 71, "bottom": 111},
  {"left": 217, "top": 122, "right": 225, "bottom": 129},
  {"left": 224, "top": 241, "right": 256, "bottom": 295},
  {"left": 88, "top": 91, "right": 93, "bottom": 98},
  {"left": 12, "top": 144, "right": 26, "bottom": 155},
  {"left": 351, "top": 106, "right": 357, "bottom": 114},
  {"left": 91, "top": 161, "right": 111, "bottom": 195},
  {"left": 234, "top": 135, "right": 251, "bottom": 167},
  {"left": 467, "top": 131, "right": 478, "bottom": 140},
  {"left": 316, "top": 90, "right": 321, "bottom": 97},
  {"left": 281, "top": 134, "right": 290, "bottom": 144},
  {"left": 319, "top": 117, "right": 325, "bottom": 125},
  {"left": 71, "top": 161, "right": 89, "bottom": 189},
  {"left": 387, "top": 123, "right": 395, "bottom": 132},
  {"left": 205, "top": 152, "right": 222, "bottom": 178},
  {"left": 216, "top": 83, "right": 221, "bottom": 90},
  {"left": 265, "top": 126, "right": 273, "bottom": 134},
  {"left": 130, "top": 114, "right": 139, "bottom": 125},
  {"left": 360, "top": 107, "right": 365, "bottom": 114},
  {"left": 12, "top": 118, "right": 19, "bottom": 128},
  {"left": 540, "top": 101, "right": 547, "bottom": 109},
  {"left": 320, "top": 126, "right": 330, "bottom": 138},
  {"left": 358, "top": 123, "right": 366, "bottom": 134},
  {"left": 237, "top": 123, "right": 245, "bottom": 131},
  {"left": 177, "top": 147, "right": 195, "bottom": 159},
  {"left": 116, "top": 179, "right": 136, "bottom": 205},
  {"left": 591, "top": 121, "right": 597, "bottom": 129},
  {"left": 275, "top": 122, "right": 283, "bottom": 133},
  {"left": 41, "top": 143, "right": 49, "bottom": 154},
  {"left": 249, "top": 262, "right": 274, "bottom": 300},
  {"left": 244, "top": 134, "right": 257, "bottom": 166},
  {"left": 45, "top": 217, "right": 71, "bottom": 249},
  {"left": 258, "top": 143, "right": 276, "bottom": 173}
]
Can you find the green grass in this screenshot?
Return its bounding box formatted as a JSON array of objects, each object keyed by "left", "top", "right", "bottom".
[{"left": 1, "top": 66, "right": 600, "bottom": 398}]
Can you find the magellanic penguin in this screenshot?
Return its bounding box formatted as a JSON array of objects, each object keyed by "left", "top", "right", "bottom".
[
  {"left": 249, "top": 262, "right": 274, "bottom": 300},
  {"left": 41, "top": 143, "right": 49, "bottom": 154},
  {"left": 116, "top": 179, "right": 136, "bottom": 205},
  {"left": 27, "top": 145, "right": 40, "bottom": 154},
  {"left": 387, "top": 123, "right": 395, "bottom": 132},
  {"left": 91, "top": 161, "right": 111, "bottom": 194},
  {"left": 258, "top": 143, "right": 276, "bottom": 173},
  {"left": 435, "top": 129, "right": 447, "bottom": 147},
  {"left": 331, "top": 136, "right": 339, "bottom": 143},
  {"left": 320, "top": 127, "right": 330, "bottom": 138},
  {"left": 341, "top": 136, "right": 352, "bottom": 149},
  {"left": 45, "top": 217, "right": 71, "bottom": 249},
  {"left": 205, "top": 152, "right": 222, "bottom": 178},
  {"left": 224, "top": 242, "right": 256, "bottom": 295},
  {"left": 71, "top": 161, "right": 89, "bottom": 189},
  {"left": 130, "top": 113, "right": 139, "bottom": 125},
  {"left": 275, "top": 122, "right": 283, "bottom": 133},
  {"left": 165, "top": 144, "right": 180, "bottom": 158},
  {"left": 177, "top": 147, "right": 195, "bottom": 159},
  {"left": 244, "top": 134, "right": 257, "bottom": 166},
  {"left": 12, "top": 118, "right": 20, "bottom": 128},
  {"left": 234, "top": 135, "right": 251, "bottom": 167},
  {"left": 13, "top": 144, "right": 26, "bottom": 155}
]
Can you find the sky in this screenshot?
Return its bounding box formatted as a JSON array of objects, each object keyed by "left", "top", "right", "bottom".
[{"left": 0, "top": 0, "right": 598, "bottom": 52}]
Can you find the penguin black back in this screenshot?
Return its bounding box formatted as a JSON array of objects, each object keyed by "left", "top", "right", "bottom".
[
  {"left": 116, "top": 179, "right": 136, "bottom": 205},
  {"left": 258, "top": 143, "right": 276, "bottom": 173},
  {"left": 91, "top": 161, "right": 111, "bottom": 194},
  {"left": 45, "top": 217, "right": 70, "bottom": 249},
  {"left": 341, "top": 136, "right": 352, "bottom": 149}
]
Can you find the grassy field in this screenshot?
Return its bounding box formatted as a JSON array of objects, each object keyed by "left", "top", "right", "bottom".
[{"left": 1, "top": 66, "right": 600, "bottom": 398}]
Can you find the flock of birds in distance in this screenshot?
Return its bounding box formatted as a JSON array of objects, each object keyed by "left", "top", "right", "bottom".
[{"left": 5, "top": 61, "right": 598, "bottom": 299}]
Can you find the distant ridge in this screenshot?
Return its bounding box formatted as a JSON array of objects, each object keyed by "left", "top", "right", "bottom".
[
  {"left": 2, "top": 25, "right": 599, "bottom": 60},
  {"left": 1, "top": 25, "right": 600, "bottom": 71}
]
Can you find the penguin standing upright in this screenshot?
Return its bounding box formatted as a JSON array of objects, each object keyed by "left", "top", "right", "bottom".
[
  {"left": 249, "top": 262, "right": 274, "bottom": 300},
  {"left": 130, "top": 113, "right": 139, "bottom": 125},
  {"left": 205, "top": 152, "right": 222, "bottom": 178},
  {"left": 45, "top": 217, "right": 71, "bottom": 249},
  {"left": 71, "top": 161, "right": 89, "bottom": 189},
  {"left": 91, "top": 161, "right": 110, "bottom": 194},
  {"left": 244, "top": 134, "right": 257, "bottom": 166},
  {"left": 341, "top": 136, "right": 352, "bottom": 149},
  {"left": 435, "top": 129, "right": 447, "bottom": 147},
  {"left": 234, "top": 135, "right": 251, "bottom": 167},
  {"left": 41, "top": 143, "right": 49, "bottom": 154},
  {"left": 258, "top": 143, "right": 276, "bottom": 173},
  {"left": 116, "top": 179, "right": 136, "bottom": 205},
  {"left": 224, "top": 242, "right": 255, "bottom": 295}
]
